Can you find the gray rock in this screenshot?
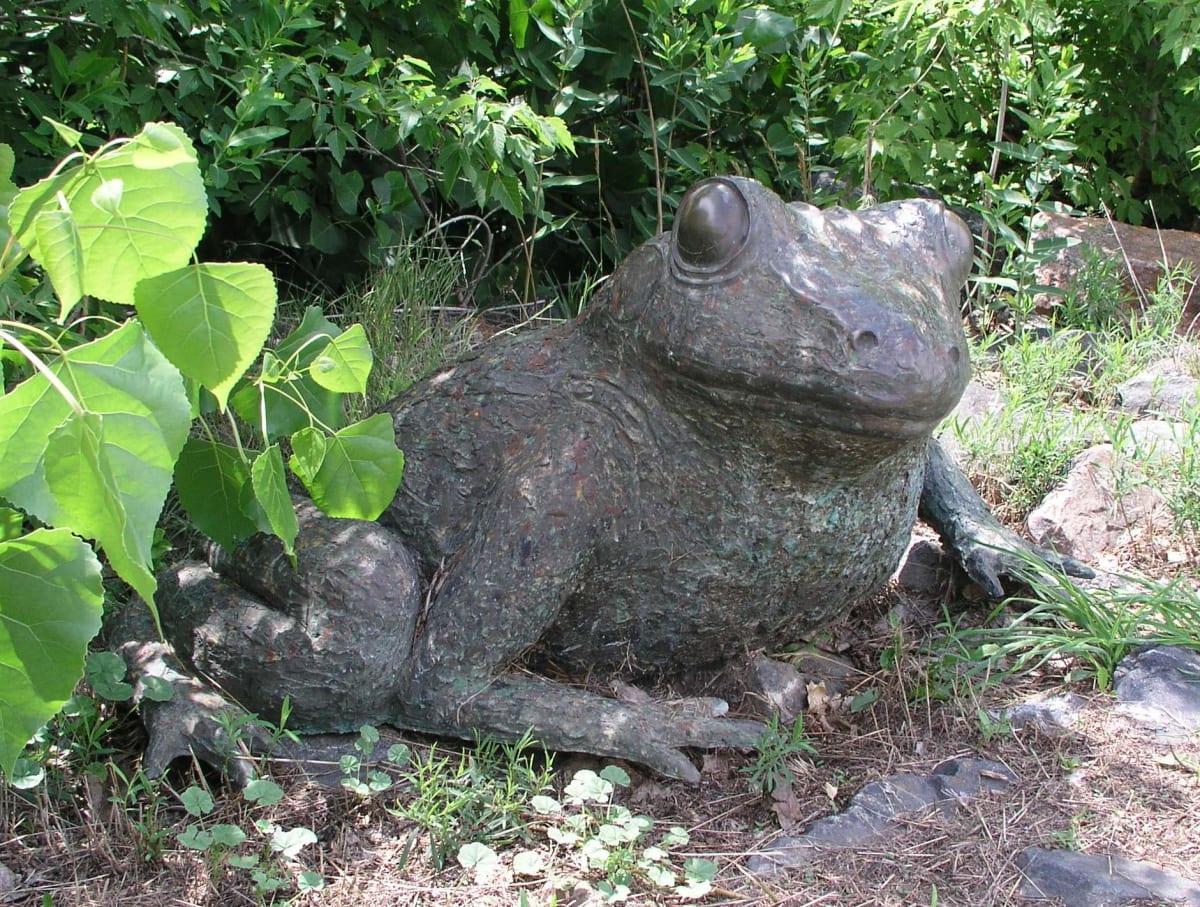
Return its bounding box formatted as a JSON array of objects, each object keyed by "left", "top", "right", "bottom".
[
  {"left": 1118, "top": 372, "right": 1200, "bottom": 418},
  {"left": 1113, "top": 645, "right": 1200, "bottom": 739},
  {"left": 999, "top": 692, "right": 1090, "bottom": 736},
  {"left": 1017, "top": 846, "right": 1200, "bottom": 906},
  {"left": 748, "top": 756, "right": 1016, "bottom": 874},
  {"left": 1026, "top": 444, "right": 1168, "bottom": 561},
  {"left": 893, "top": 533, "right": 953, "bottom": 596},
  {"left": 751, "top": 655, "right": 808, "bottom": 723},
  {"left": 0, "top": 862, "right": 17, "bottom": 900}
]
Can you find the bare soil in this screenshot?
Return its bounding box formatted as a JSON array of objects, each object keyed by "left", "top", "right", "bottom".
[{"left": 4, "top": 570, "right": 1200, "bottom": 907}]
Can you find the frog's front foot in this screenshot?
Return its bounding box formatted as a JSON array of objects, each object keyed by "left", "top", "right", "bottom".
[
  {"left": 953, "top": 521, "right": 1094, "bottom": 597},
  {"left": 921, "top": 439, "right": 1094, "bottom": 597}
]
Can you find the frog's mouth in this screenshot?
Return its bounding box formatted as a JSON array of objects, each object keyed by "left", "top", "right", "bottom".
[{"left": 662, "top": 346, "right": 969, "bottom": 441}]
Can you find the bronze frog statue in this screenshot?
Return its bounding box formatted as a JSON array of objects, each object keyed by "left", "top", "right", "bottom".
[{"left": 122, "top": 177, "right": 1083, "bottom": 782}]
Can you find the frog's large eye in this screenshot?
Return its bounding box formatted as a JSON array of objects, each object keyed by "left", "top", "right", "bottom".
[{"left": 673, "top": 178, "right": 751, "bottom": 273}]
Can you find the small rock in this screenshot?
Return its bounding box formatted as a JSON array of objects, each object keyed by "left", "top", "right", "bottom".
[
  {"left": 748, "top": 757, "right": 1015, "bottom": 874},
  {"left": 1026, "top": 444, "right": 1168, "bottom": 561},
  {"left": 999, "top": 692, "right": 1089, "bottom": 736},
  {"left": 751, "top": 655, "right": 808, "bottom": 722},
  {"left": 1114, "top": 645, "right": 1200, "bottom": 739},
  {"left": 892, "top": 533, "right": 952, "bottom": 596},
  {"left": 1017, "top": 846, "right": 1200, "bottom": 906},
  {"left": 1118, "top": 372, "right": 1200, "bottom": 418},
  {"left": 0, "top": 862, "right": 18, "bottom": 900}
]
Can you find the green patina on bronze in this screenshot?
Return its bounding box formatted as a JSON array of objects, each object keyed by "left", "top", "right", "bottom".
[{"left": 142, "top": 178, "right": 1083, "bottom": 782}]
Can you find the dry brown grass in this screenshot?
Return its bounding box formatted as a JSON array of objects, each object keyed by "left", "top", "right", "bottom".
[{"left": 5, "top": 575, "right": 1200, "bottom": 907}]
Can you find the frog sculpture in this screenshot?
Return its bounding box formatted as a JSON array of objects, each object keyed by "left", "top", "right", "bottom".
[{"left": 123, "top": 177, "right": 1083, "bottom": 782}]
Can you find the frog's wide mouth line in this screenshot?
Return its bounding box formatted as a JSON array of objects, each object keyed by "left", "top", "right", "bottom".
[{"left": 662, "top": 358, "right": 961, "bottom": 440}]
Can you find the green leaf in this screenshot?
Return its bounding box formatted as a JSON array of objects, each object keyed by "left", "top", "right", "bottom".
[
  {"left": 270, "top": 825, "right": 317, "bottom": 858},
  {"left": 135, "top": 262, "right": 277, "bottom": 410},
  {"left": 141, "top": 675, "right": 174, "bottom": 702},
  {"left": 8, "top": 122, "right": 206, "bottom": 306},
  {"left": 308, "top": 324, "right": 372, "bottom": 394},
  {"left": 457, "top": 842, "right": 498, "bottom": 872},
  {"left": 44, "top": 118, "right": 83, "bottom": 149},
  {"left": 288, "top": 428, "right": 327, "bottom": 487},
  {"left": 244, "top": 778, "right": 284, "bottom": 806},
  {"left": 44, "top": 412, "right": 159, "bottom": 607},
  {"left": 84, "top": 651, "right": 133, "bottom": 702},
  {"left": 297, "top": 870, "right": 325, "bottom": 892},
  {"left": 226, "top": 126, "right": 289, "bottom": 150},
  {"left": 33, "top": 208, "right": 83, "bottom": 319},
  {"left": 0, "top": 323, "right": 190, "bottom": 606},
  {"left": 0, "top": 507, "right": 23, "bottom": 543},
  {"left": 509, "top": 0, "right": 530, "bottom": 47},
  {"left": 249, "top": 445, "right": 298, "bottom": 555},
  {"left": 173, "top": 439, "right": 257, "bottom": 551},
  {"left": 181, "top": 785, "right": 215, "bottom": 817},
  {"left": 290, "top": 415, "right": 403, "bottom": 520},
  {"left": 0, "top": 529, "right": 104, "bottom": 777},
  {"left": 230, "top": 306, "right": 345, "bottom": 440},
  {"left": 177, "top": 826, "right": 214, "bottom": 850},
  {"left": 211, "top": 823, "right": 248, "bottom": 846}
]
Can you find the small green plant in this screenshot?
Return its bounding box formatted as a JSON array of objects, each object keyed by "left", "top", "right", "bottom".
[
  {"left": 742, "top": 713, "right": 818, "bottom": 795},
  {"left": 338, "top": 724, "right": 397, "bottom": 797},
  {"left": 939, "top": 548, "right": 1200, "bottom": 690},
  {"left": 175, "top": 777, "right": 323, "bottom": 899},
  {"left": 387, "top": 731, "right": 553, "bottom": 869},
  {"left": 526, "top": 765, "right": 718, "bottom": 901},
  {"left": 975, "top": 708, "right": 1014, "bottom": 744},
  {"left": 1051, "top": 810, "right": 1091, "bottom": 851}
]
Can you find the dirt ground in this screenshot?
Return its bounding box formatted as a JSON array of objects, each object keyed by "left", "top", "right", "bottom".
[{"left": 4, "top": 571, "right": 1199, "bottom": 907}]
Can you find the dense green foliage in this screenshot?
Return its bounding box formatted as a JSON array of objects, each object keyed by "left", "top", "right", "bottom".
[{"left": 3, "top": 0, "right": 1197, "bottom": 298}]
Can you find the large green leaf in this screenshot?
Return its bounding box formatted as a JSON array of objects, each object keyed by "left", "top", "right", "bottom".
[
  {"left": 32, "top": 207, "right": 84, "bottom": 318},
  {"left": 135, "top": 262, "right": 277, "bottom": 410},
  {"left": 0, "top": 528, "right": 104, "bottom": 778},
  {"left": 290, "top": 415, "right": 404, "bottom": 520},
  {"left": 250, "top": 445, "right": 298, "bottom": 556},
  {"left": 7, "top": 122, "right": 206, "bottom": 307},
  {"left": 0, "top": 322, "right": 190, "bottom": 603},
  {"left": 173, "top": 438, "right": 257, "bottom": 551},
  {"left": 231, "top": 306, "right": 345, "bottom": 440},
  {"left": 308, "top": 323, "right": 372, "bottom": 394}
]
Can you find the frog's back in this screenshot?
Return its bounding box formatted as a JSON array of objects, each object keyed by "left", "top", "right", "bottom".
[{"left": 380, "top": 321, "right": 601, "bottom": 568}]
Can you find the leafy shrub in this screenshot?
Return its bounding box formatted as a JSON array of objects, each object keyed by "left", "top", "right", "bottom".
[{"left": 0, "top": 121, "right": 402, "bottom": 778}]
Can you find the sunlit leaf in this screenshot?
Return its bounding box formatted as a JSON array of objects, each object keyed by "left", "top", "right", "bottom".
[
  {"left": 290, "top": 415, "right": 403, "bottom": 520},
  {"left": 8, "top": 122, "right": 206, "bottom": 306},
  {"left": 249, "top": 445, "right": 298, "bottom": 556},
  {"left": 136, "top": 262, "right": 277, "bottom": 410},
  {"left": 308, "top": 323, "right": 372, "bottom": 394},
  {"left": 0, "top": 529, "right": 103, "bottom": 777},
  {"left": 0, "top": 322, "right": 190, "bottom": 605}
]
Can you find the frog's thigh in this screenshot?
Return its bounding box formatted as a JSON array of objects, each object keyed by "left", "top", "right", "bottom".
[
  {"left": 402, "top": 481, "right": 593, "bottom": 717},
  {"left": 162, "top": 512, "right": 422, "bottom": 731}
]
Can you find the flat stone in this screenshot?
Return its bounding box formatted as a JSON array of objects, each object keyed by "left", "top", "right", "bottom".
[
  {"left": 748, "top": 757, "right": 1016, "bottom": 874},
  {"left": 1118, "top": 372, "right": 1200, "bottom": 418},
  {"left": 1017, "top": 846, "right": 1200, "bottom": 906},
  {"left": 1031, "top": 211, "right": 1200, "bottom": 334},
  {"left": 1026, "top": 444, "right": 1168, "bottom": 561},
  {"left": 1113, "top": 645, "right": 1200, "bottom": 739},
  {"left": 0, "top": 862, "right": 17, "bottom": 900},
  {"left": 1000, "top": 692, "right": 1089, "bottom": 736},
  {"left": 893, "top": 534, "right": 952, "bottom": 596}
]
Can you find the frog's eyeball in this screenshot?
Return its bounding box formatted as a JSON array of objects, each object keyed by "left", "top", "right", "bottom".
[{"left": 674, "top": 178, "right": 751, "bottom": 272}]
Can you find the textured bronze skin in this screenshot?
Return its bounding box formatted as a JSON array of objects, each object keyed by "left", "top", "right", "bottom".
[{"left": 152, "top": 178, "right": 1004, "bottom": 781}]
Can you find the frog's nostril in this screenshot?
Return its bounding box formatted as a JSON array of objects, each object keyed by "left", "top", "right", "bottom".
[{"left": 852, "top": 330, "right": 878, "bottom": 351}]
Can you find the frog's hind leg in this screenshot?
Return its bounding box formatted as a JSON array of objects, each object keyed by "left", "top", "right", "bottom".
[{"left": 157, "top": 500, "right": 421, "bottom": 732}]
